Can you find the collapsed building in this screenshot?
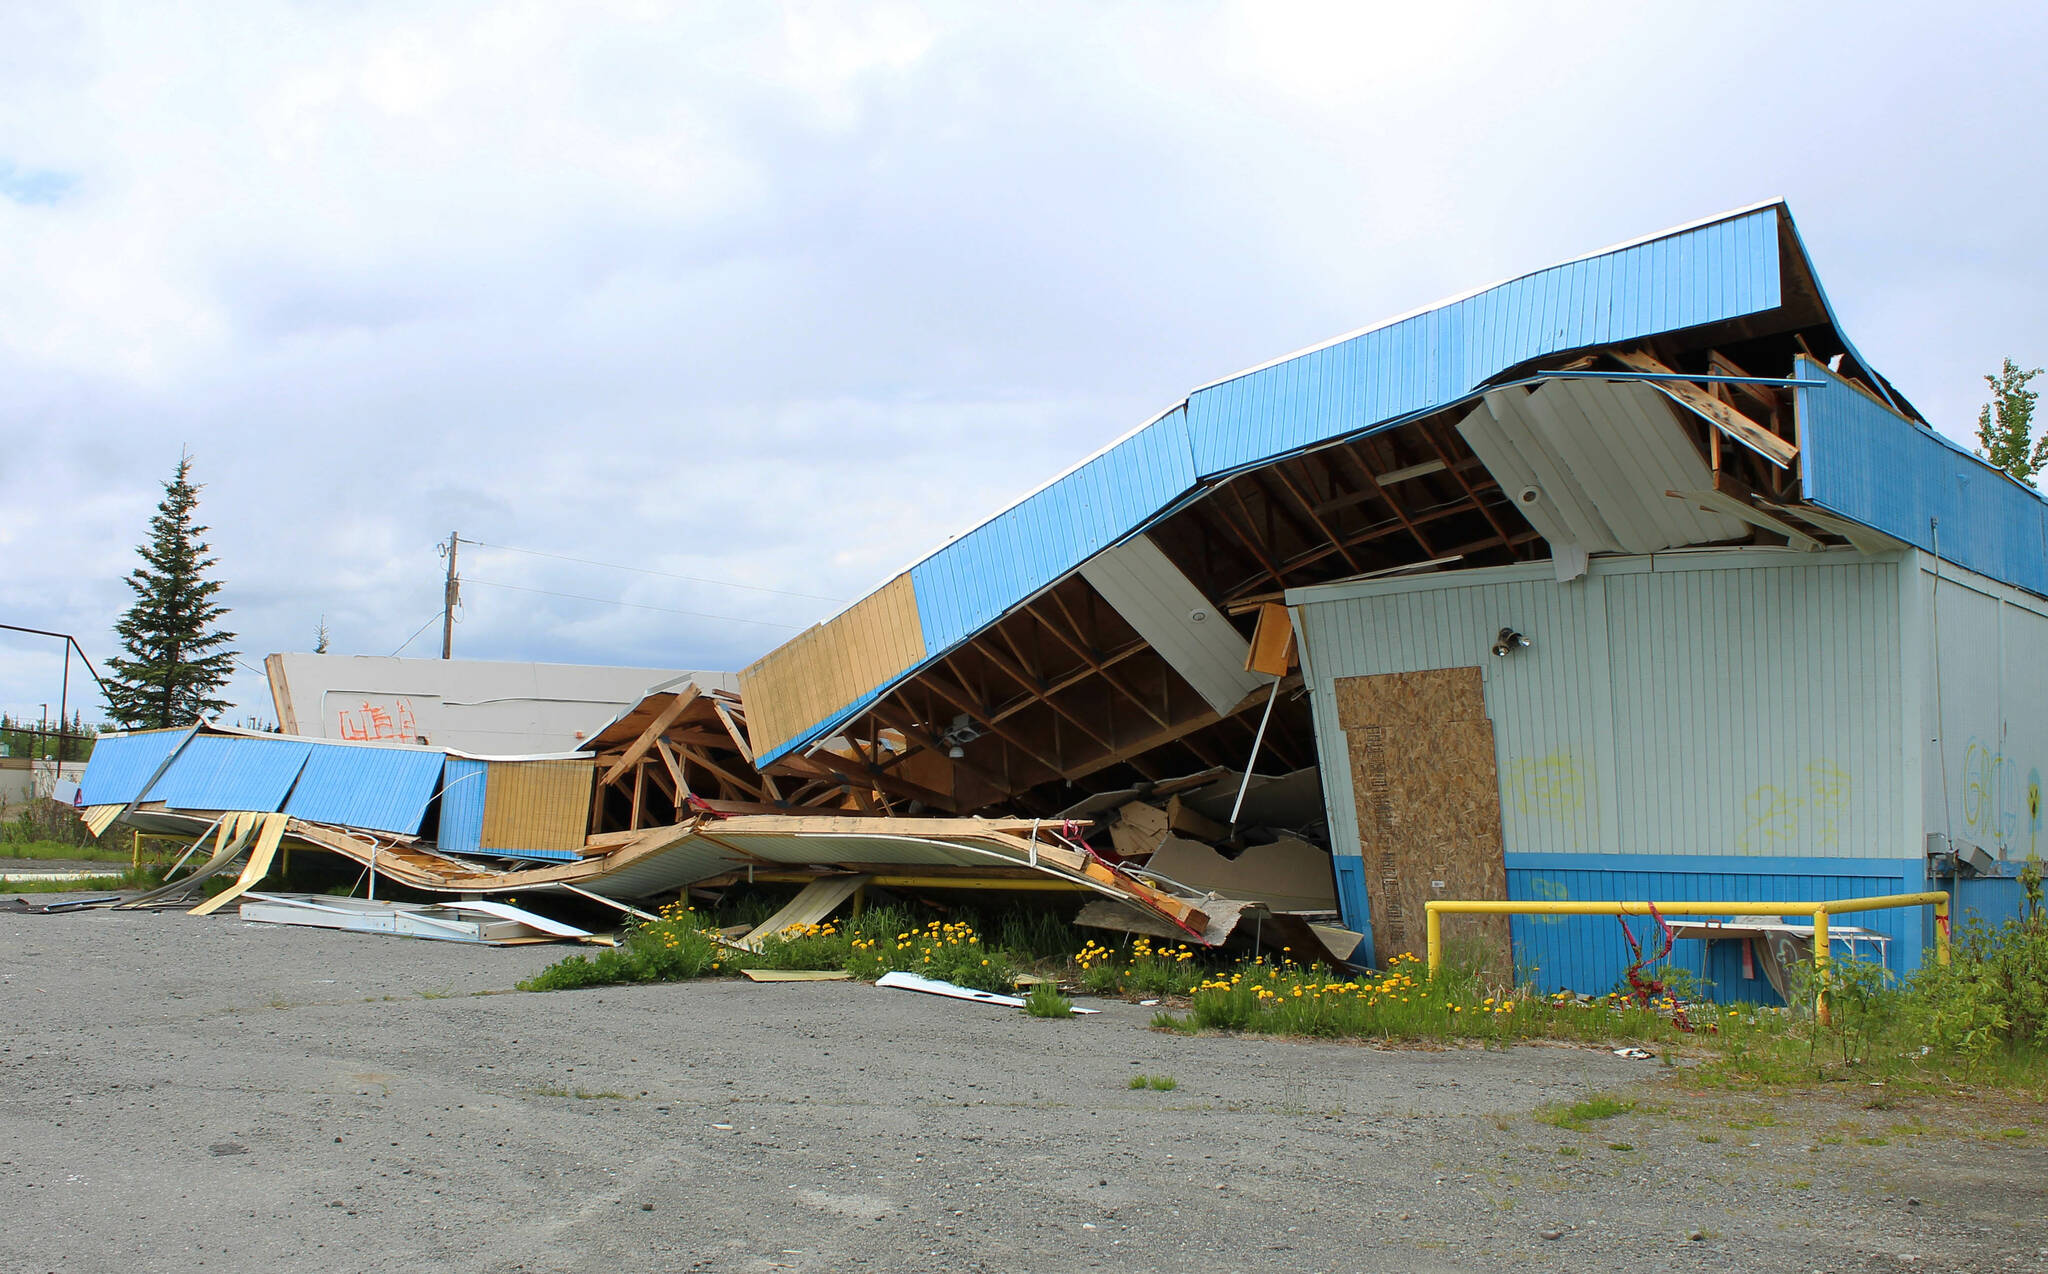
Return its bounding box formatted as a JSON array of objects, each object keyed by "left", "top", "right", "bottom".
[{"left": 72, "top": 200, "right": 2046, "bottom": 997}]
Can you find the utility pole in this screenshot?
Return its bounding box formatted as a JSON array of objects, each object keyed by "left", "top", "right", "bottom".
[{"left": 440, "top": 530, "right": 461, "bottom": 660}]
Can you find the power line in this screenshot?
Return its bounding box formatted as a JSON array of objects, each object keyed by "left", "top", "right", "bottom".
[
  {"left": 461, "top": 579, "right": 805, "bottom": 629},
  {"left": 460, "top": 537, "right": 845, "bottom": 605},
  {"left": 391, "top": 610, "right": 446, "bottom": 657}
]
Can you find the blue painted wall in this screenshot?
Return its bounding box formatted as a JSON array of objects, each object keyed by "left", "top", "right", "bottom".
[
  {"left": 438, "top": 757, "right": 488, "bottom": 852},
  {"left": 1496, "top": 853, "right": 1926, "bottom": 1004},
  {"left": 151, "top": 736, "right": 313, "bottom": 812}
]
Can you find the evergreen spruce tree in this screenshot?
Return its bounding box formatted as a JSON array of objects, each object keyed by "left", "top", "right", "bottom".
[
  {"left": 1975, "top": 358, "right": 2045, "bottom": 484},
  {"left": 104, "top": 453, "right": 238, "bottom": 728}
]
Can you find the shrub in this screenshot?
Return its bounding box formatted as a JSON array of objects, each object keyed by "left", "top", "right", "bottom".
[
  {"left": 520, "top": 903, "right": 724, "bottom": 991},
  {"left": 1908, "top": 917, "right": 2048, "bottom": 1059}
]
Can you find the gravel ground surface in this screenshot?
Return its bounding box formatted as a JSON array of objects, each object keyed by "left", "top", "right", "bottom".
[{"left": 2, "top": 901, "right": 2045, "bottom": 1273}]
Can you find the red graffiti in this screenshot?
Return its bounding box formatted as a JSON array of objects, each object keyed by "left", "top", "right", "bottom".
[{"left": 336, "top": 697, "right": 419, "bottom": 743}]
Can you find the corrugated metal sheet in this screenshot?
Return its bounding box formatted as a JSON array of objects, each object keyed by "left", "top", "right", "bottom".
[
  {"left": 1459, "top": 381, "right": 1748, "bottom": 557},
  {"left": 479, "top": 759, "right": 592, "bottom": 853},
  {"left": 152, "top": 736, "right": 313, "bottom": 812},
  {"left": 76, "top": 729, "right": 188, "bottom": 806},
  {"left": 738, "top": 574, "right": 928, "bottom": 761},
  {"left": 755, "top": 205, "right": 1791, "bottom": 765},
  {"left": 282, "top": 743, "right": 444, "bottom": 834},
  {"left": 438, "top": 757, "right": 488, "bottom": 852},
  {"left": 1799, "top": 356, "right": 2048, "bottom": 597},
  {"left": 1502, "top": 853, "right": 1921, "bottom": 998},
  {"left": 1076, "top": 534, "right": 1263, "bottom": 714}
]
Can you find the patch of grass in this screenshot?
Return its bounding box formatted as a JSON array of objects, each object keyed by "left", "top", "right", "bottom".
[
  {"left": 1606, "top": 1142, "right": 1634, "bottom": 1152},
  {"left": 1022, "top": 981, "right": 1074, "bottom": 1018},
  {"left": 1148, "top": 1074, "right": 1177, "bottom": 1091},
  {"left": 1128, "top": 1074, "right": 1149, "bottom": 1090},
  {"left": 1697, "top": 1134, "right": 1721, "bottom": 1144},
  {"left": 1857, "top": 1136, "right": 1890, "bottom": 1146},
  {"left": 1555, "top": 1146, "right": 1580, "bottom": 1157},
  {"left": 1537, "top": 1094, "right": 1635, "bottom": 1132},
  {"left": 0, "top": 838, "right": 133, "bottom": 863},
  {"left": 1074, "top": 935, "right": 1205, "bottom": 998},
  {"left": 2001, "top": 1126, "right": 2030, "bottom": 1138}
]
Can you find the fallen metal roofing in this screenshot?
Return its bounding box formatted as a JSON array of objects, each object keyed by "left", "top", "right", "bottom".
[
  {"left": 282, "top": 742, "right": 445, "bottom": 834},
  {"left": 152, "top": 736, "right": 312, "bottom": 813}
]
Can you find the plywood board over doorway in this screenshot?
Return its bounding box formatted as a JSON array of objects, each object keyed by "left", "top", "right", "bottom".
[{"left": 1338, "top": 666, "right": 1511, "bottom": 972}]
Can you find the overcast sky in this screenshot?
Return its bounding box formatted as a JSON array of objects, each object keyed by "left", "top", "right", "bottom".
[{"left": 2, "top": 2, "right": 2042, "bottom": 727}]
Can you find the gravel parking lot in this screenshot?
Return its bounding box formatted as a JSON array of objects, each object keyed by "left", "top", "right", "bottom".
[{"left": 2, "top": 903, "right": 2044, "bottom": 1273}]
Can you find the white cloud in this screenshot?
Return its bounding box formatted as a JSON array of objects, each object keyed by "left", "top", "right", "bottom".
[{"left": 0, "top": 1, "right": 2042, "bottom": 723}]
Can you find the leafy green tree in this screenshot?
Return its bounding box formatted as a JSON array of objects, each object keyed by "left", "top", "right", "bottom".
[
  {"left": 1975, "top": 358, "right": 2045, "bottom": 483},
  {"left": 104, "top": 454, "right": 238, "bottom": 728}
]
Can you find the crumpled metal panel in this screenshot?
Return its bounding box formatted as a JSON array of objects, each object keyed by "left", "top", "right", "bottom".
[
  {"left": 284, "top": 742, "right": 446, "bottom": 834},
  {"left": 153, "top": 736, "right": 313, "bottom": 813},
  {"left": 76, "top": 729, "right": 187, "bottom": 806}
]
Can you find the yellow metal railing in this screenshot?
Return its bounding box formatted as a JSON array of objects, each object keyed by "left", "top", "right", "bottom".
[{"left": 1423, "top": 892, "right": 1951, "bottom": 1021}]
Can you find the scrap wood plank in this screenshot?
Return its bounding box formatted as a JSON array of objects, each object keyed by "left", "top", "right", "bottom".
[
  {"left": 82, "top": 804, "right": 123, "bottom": 838},
  {"left": 118, "top": 812, "right": 259, "bottom": 909},
  {"left": 734, "top": 874, "right": 871, "bottom": 951},
  {"left": 188, "top": 812, "right": 290, "bottom": 916},
  {"left": 1610, "top": 349, "right": 1797, "bottom": 468},
  {"left": 740, "top": 968, "right": 852, "bottom": 982},
  {"left": 600, "top": 686, "right": 701, "bottom": 787}
]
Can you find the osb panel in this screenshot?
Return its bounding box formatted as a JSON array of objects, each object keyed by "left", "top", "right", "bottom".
[
  {"left": 480, "top": 759, "right": 594, "bottom": 853},
  {"left": 1346, "top": 717, "right": 1510, "bottom": 971},
  {"left": 1244, "top": 603, "right": 1296, "bottom": 677},
  {"left": 737, "top": 573, "right": 927, "bottom": 759},
  {"left": 1334, "top": 666, "right": 1485, "bottom": 730}
]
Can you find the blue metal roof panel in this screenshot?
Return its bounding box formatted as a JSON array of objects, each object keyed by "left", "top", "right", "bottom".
[
  {"left": 1184, "top": 207, "right": 1781, "bottom": 476},
  {"left": 909, "top": 404, "right": 1199, "bottom": 657},
  {"left": 759, "top": 205, "right": 1793, "bottom": 764},
  {"left": 1798, "top": 357, "right": 2048, "bottom": 597},
  {"left": 437, "top": 757, "right": 488, "bottom": 851},
  {"left": 153, "top": 735, "right": 313, "bottom": 812},
  {"left": 284, "top": 742, "right": 445, "bottom": 834},
  {"left": 77, "top": 729, "right": 188, "bottom": 806}
]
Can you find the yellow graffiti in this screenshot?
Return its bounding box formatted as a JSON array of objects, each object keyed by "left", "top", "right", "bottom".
[
  {"left": 1737, "top": 760, "right": 1853, "bottom": 853},
  {"left": 1962, "top": 741, "right": 2005, "bottom": 837},
  {"left": 1507, "top": 753, "right": 1586, "bottom": 819},
  {"left": 1523, "top": 877, "right": 1569, "bottom": 925}
]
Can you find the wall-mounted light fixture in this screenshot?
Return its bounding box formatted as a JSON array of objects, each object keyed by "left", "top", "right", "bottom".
[{"left": 1491, "top": 627, "right": 1531, "bottom": 658}]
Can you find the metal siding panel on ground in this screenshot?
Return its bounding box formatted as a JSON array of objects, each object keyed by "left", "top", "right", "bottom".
[
  {"left": 76, "top": 729, "right": 187, "bottom": 806},
  {"left": 152, "top": 736, "right": 313, "bottom": 813},
  {"left": 1800, "top": 356, "right": 2048, "bottom": 598},
  {"left": 438, "top": 757, "right": 488, "bottom": 852},
  {"left": 479, "top": 759, "right": 593, "bottom": 853},
  {"left": 283, "top": 743, "right": 445, "bottom": 834}
]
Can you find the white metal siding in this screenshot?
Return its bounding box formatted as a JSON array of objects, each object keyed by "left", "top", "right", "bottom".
[
  {"left": 1293, "top": 550, "right": 1909, "bottom": 863},
  {"left": 1918, "top": 555, "right": 2048, "bottom": 862}
]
